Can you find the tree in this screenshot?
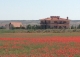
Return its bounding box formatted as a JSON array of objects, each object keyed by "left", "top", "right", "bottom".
[
  {"left": 71, "top": 25, "right": 75, "bottom": 29},
  {"left": 26, "top": 24, "right": 32, "bottom": 29},
  {"left": 26, "top": 25, "right": 41, "bottom": 30},
  {"left": 35, "top": 25, "right": 41, "bottom": 29},
  {"left": 0, "top": 26, "right": 5, "bottom": 29},
  {"left": 77, "top": 24, "right": 80, "bottom": 29},
  {"left": 32, "top": 25, "right": 36, "bottom": 30}
]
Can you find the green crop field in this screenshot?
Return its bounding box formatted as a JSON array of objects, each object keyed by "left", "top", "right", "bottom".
[{"left": 0, "top": 32, "right": 80, "bottom": 38}]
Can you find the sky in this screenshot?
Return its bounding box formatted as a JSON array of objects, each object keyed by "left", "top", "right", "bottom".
[{"left": 0, "top": 0, "right": 80, "bottom": 20}]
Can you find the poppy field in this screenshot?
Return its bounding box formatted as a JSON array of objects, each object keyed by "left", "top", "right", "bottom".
[{"left": 0, "top": 33, "right": 80, "bottom": 57}]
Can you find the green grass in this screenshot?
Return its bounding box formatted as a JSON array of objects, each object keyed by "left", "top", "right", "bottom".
[{"left": 0, "top": 32, "right": 80, "bottom": 38}]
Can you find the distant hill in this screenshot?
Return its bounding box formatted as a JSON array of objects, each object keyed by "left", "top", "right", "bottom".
[{"left": 0, "top": 20, "right": 80, "bottom": 27}]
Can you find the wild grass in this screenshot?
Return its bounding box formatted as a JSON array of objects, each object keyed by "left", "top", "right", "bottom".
[{"left": 0, "top": 32, "right": 80, "bottom": 38}]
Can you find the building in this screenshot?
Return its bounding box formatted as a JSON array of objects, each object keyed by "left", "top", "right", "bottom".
[
  {"left": 5, "top": 22, "right": 23, "bottom": 29},
  {"left": 40, "top": 16, "right": 70, "bottom": 29}
]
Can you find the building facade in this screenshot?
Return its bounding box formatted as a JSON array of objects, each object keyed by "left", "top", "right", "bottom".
[{"left": 40, "top": 16, "right": 70, "bottom": 29}]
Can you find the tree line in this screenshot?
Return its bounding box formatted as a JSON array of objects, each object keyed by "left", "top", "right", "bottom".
[
  {"left": 26, "top": 25, "right": 41, "bottom": 30},
  {"left": 27, "top": 24, "right": 80, "bottom": 29},
  {"left": 1, "top": 24, "right": 80, "bottom": 29},
  {"left": 71, "top": 24, "right": 80, "bottom": 29}
]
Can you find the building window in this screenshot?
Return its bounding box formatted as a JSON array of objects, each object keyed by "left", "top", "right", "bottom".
[
  {"left": 41, "top": 21, "right": 43, "bottom": 24},
  {"left": 45, "top": 20, "right": 47, "bottom": 24},
  {"left": 54, "top": 21, "right": 58, "bottom": 24},
  {"left": 48, "top": 21, "right": 50, "bottom": 24},
  {"left": 63, "top": 26, "right": 66, "bottom": 29},
  {"left": 54, "top": 26, "right": 57, "bottom": 29},
  {"left": 59, "top": 21, "right": 63, "bottom": 24},
  {"left": 41, "top": 21, "right": 45, "bottom": 24},
  {"left": 47, "top": 25, "right": 50, "bottom": 29},
  {"left": 63, "top": 21, "right": 66, "bottom": 24},
  {"left": 59, "top": 26, "right": 62, "bottom": 29}
]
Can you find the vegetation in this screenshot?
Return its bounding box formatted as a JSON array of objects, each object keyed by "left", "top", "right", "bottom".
[
  {"left": 0, "top": 26, "right": 5, "bottom": 29},
  {"left": 0, "top": 28, "right": 80, "bottom": 57},
  {"left": 77, "top": 24, "right": 80, "bottom": 29},
  {"left": 0, "top": 32, "right": 80, "bottom": 38},
  {"left": 0, "top": 35, "right": 80, "bottom": 57},
  {"left": 26, "top": 24, "right": 41, "bottom": 30},
  {"left": 71, "top": 24, "right": 80, "bottom": 29},
  {"left": 1, "top": 24, "right": 80, "bottom": 33},
  {"left": 71, "top": 25, "right": 75, "bottom": 29},
  {"left": 0, "top": 29, "right": 80, "bottom": 33}
]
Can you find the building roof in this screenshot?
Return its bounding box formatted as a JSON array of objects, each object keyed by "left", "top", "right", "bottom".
[
  {"left": 10, "top": 22, "right": 23, "bottom": 27},
  {"left": 40, "top": 16, "right": 69, "bottom": 21}
]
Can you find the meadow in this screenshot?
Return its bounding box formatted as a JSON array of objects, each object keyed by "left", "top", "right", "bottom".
[{"left": 0, "top": 32, "right": 80, "bottom": 57}]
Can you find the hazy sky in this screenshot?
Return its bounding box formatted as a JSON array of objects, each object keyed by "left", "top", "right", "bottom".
[{"left": 0, "top": 0, "right": 80, "bottom": 20}]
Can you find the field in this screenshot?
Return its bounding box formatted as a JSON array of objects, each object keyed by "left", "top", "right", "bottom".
[{"left": 0, "top": 33, "right": 80, "bottom": 57}]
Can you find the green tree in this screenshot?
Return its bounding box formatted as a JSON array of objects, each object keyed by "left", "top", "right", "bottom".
[
  {"left": 35, "top": 25, "right": 41, "bottom": 29},
  {"left": 0, "top": 26, "right": 5, "bottom": 29},
  {"left": 26, "top": 25, "right": 41, "bottom": 30},
  {"left": 71, "top": 25, "right": 75, "bottom": 29},
  {"left": 32, "top": 25, "right": 36, "bottom": 30},
  {"left": 26, "top": 24, "right": 32, "bottom": 29},
  {"left": 77, "top": 24, "right": 80, "bottom": 29}
]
